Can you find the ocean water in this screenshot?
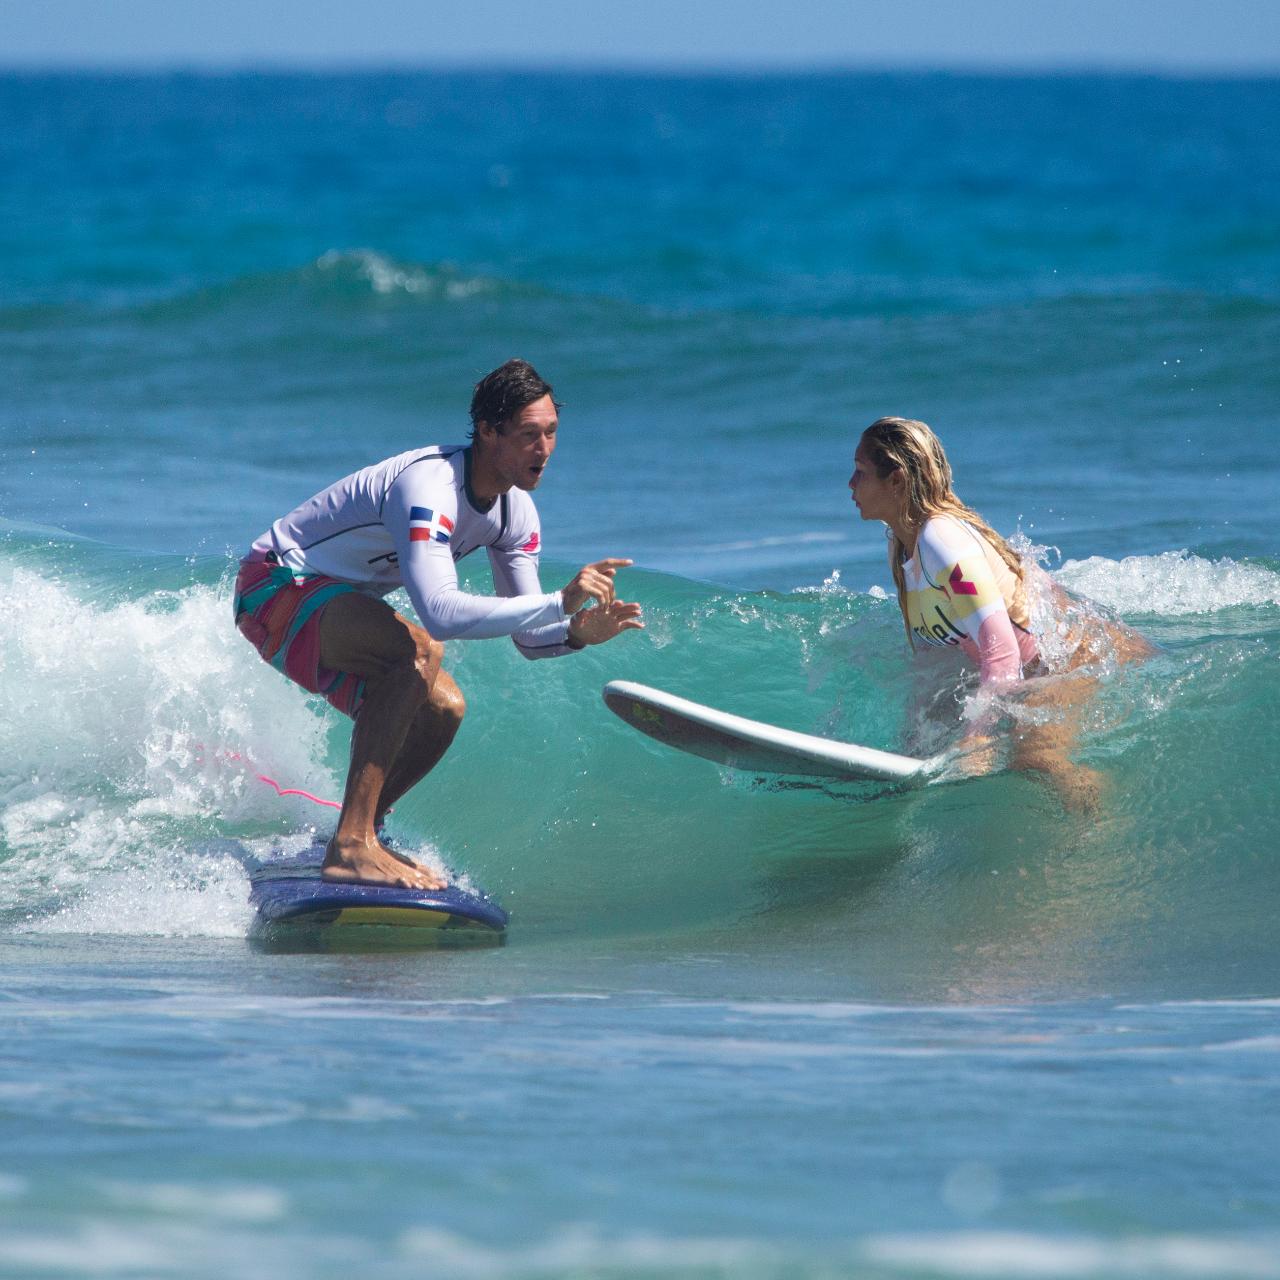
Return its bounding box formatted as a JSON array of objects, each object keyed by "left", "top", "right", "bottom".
[{"left": 2, "top": 70, "right": 1279, "bottom": 1278}]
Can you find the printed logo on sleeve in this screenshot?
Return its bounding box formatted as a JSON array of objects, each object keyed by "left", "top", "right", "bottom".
[
  {"left": 948, "top": 563, "right": 978, "bottom": 596},
  {"left": 520, "top": 530, "right": 541, "bottom": 553},
  {"left": 409, "top": 507, "right": 454, "bottom": 545}
]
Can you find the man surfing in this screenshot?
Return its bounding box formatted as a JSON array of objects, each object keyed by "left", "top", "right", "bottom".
[{"left": 233, "top": 359, "right": 643, "bottom": 888}]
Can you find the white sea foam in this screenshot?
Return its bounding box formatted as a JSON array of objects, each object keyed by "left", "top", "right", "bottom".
[
  {"left": 862, "top": 1231, "right": 1280, "bottom": 1278},
  {"left": 315, "top": 247, "right": 495, "bottom": 300},
  {"left": 1125, "top": 998, "right": 1280, "bottom": 1009},
  {"left": 397, "top": 1224, "right": 791, "bottom": 1276},
  {"left": 0, "top": 1219, "right": 354, "bottom": 1279},
  {"left": 0, "top": 1223, "right": 179, "bottom": 1274},
  {"left": 1056, "top": 550, "right": 1280, "bottom": 617},
  {"left": 134, "top": 991, "right": 513, "bottom": 1023},
  {"left": 1204, "top": 1036, "right": 1280, "bottom": 1054},
  {"left": 713, "top": 1000, "right": 1017, "bottom": 1019},
  {"left": 97, "top": 1180, "right": 287, "bottom": 1223},
  {"left": 0, "top": 566, "right": 336, "bottom": 931},
  {"left": 0, "top": 1220, "right": 803, "bottom": 1280},
  {"left": 29, "top": 852, "right": 254, "bottom": 939}
]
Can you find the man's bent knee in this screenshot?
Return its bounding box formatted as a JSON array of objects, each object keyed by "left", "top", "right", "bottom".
[
  {"left": 431, "top": 678, "right": 466, "bottom": 730},
  {"left": 356, "top": 632, "right": 439, "bottom": 706},
  {"left": 413, "top": 631, "right": 444, "bottom": 676},
  {"left": 384, "top": 635, "right": 441, "bottom": 704}
]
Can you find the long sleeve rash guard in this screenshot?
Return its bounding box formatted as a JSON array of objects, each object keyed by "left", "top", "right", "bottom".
[
  {"left": 245, "top": 446, "right": 576, "bottom": 658},
  {"left": 899, "top": 516, "right": 1038, "bottom": 684}
]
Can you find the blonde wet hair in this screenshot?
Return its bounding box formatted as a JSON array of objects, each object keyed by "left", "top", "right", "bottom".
[{"left": 859, "top": 416, "right": 1029, "bottom": 643}]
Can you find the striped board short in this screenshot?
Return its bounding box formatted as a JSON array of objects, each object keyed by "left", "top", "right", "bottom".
[{"left": 233, "top": 557, "right": 367, "bottom": 718}]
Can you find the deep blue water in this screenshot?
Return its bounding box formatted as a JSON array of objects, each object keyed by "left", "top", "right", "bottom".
[{"left": 2, "top": 70, "right": 1279, "bottom": 1278}]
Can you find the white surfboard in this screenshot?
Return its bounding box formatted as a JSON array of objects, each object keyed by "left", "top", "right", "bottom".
[{"left": 602, "top": 680, "right": 939, "bottom": 783}]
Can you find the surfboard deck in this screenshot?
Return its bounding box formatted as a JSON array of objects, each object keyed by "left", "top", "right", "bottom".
[
  {"left": 602, "top": 679, "right": 937, "bottom": 783},
  {"left": 248, "top": 847, "right": 508, "bottom": 947}
]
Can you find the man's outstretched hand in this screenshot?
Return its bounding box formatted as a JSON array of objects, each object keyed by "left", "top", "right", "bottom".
[
  {"left": 568, "top": 597, "right": 645, "bottom": 647},
  {"left": 562, "top": 558, "right": 644, "bottom": 646},
  {"left": 562, "top": 558, "right": 633, "bottom": 613}
]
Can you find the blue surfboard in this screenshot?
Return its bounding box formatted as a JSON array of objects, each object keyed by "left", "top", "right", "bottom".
[{"left": 248, "top": 848, "right": 508, "bottom": 946}]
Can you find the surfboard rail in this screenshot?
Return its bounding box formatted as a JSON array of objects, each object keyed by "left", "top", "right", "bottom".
[
  {"left": 248, "top": 859, "right": 508, "bottom": 946},
  {"left": 602, "top": 679, "right": 937, "bottom": 783}
]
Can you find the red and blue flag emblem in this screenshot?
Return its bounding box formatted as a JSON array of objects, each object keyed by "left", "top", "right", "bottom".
[{"left": 409, "top": 506, "right": 454, "bottom": 544}]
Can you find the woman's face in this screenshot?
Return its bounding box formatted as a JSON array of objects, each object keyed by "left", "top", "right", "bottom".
[{"left": 849, "top": 440, "right": 901, "bottom": 524}]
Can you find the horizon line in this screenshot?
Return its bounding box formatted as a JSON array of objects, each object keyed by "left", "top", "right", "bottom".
[{"left": 3, "top": 57, "right": 1279, "bottom": 79}]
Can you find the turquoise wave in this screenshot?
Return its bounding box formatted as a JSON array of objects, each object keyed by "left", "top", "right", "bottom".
[{"left": 1, "top": 524, "right": 1277, "bottom": 998}]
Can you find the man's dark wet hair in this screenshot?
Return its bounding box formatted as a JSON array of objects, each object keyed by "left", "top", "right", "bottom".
[{"left": 468, "top": 359, "right": 559, "bottom": 438}]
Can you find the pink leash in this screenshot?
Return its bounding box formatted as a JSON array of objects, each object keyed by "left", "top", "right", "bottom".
[
  {"left": 254, "top": 773, "right": 342, "bottom": 810},
  {"left": 198, "top": 745, "right": 342, "bottom": 811}
]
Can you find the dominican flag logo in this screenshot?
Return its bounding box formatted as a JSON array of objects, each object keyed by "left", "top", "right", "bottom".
[{"left": 409, "top": 506, "right": 454, "bottom": 544}]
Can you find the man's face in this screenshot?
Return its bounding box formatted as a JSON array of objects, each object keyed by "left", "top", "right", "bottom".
[{"left": 481, "top": 394, "right": 559, "bottom": 491}]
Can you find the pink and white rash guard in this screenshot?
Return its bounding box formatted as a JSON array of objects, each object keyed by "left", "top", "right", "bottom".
[
  {"left": 244, "top": 445, "right": 576, "bottom": 658},
  {"left": 899, "top": 516, "right": 1038, "bottom": 684}
]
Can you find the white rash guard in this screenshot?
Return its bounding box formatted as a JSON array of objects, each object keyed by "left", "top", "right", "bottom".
[
  {"left": 899, "top": 515, "right": 1038, "bottom": 684},
  {"left": 244, "top": 446, "right": 577, "bottom": 658}
]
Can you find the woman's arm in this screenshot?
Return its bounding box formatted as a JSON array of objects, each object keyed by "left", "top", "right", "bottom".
[{"left": 916, "top": 518, "right": 1023, "bottom": 686}]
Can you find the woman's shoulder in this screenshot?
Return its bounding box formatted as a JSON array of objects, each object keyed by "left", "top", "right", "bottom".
[
  {"left": 919, "top": 513, "right": 967, "bottom": 534},
  {"left": 917, "top": 514, "right": 980, "bottom": 557}
]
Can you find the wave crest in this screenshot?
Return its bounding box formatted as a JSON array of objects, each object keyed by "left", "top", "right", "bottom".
[
  {"left": 310, "top": 248, "right": 499, "bottom": 301},
  {"left": 1057, "top": 549, "right": 1280, "bottom": 617}
]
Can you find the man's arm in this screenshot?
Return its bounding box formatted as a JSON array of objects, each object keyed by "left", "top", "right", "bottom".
[
  {"left": 488, "top": 542, "right": 576, "bottom": 658},
  {"left": 489, "top": 542, "right": 645, "bottom": 659},
  {"left": 384, "top": 476, "right": 565, "bottom": 640}
]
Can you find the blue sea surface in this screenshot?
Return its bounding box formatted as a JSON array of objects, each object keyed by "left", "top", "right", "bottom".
[{"left": 2, "top": 70, "right": 1279, "bottom": 1277}]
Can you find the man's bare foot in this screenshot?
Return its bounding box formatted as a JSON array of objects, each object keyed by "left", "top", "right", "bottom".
[{"left": 322, "top": 834, "right": 448, "bottom": 891}]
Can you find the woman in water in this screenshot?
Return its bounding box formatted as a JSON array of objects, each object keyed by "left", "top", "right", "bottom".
[{"left": 849, "top": 416, "right": 1152, "bottom": 810}]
